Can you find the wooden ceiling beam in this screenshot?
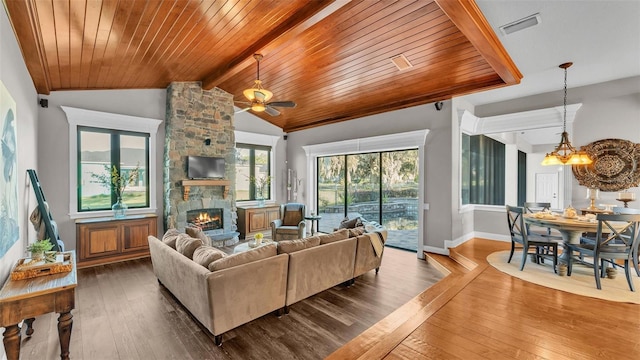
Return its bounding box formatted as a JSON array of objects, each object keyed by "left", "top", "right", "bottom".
[
  {"left": 201, "top": 0, "right": 348, "bottom": 90},
  {"left": 434, "top": 0, "right": 522, "bottom": 85},
  {"left": 4, "top": 0, "right": 51, "bottom": 94}
]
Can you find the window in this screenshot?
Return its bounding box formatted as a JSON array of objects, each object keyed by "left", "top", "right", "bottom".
[
  {"left": 235, "top": 143, "right": 271, "bottom": 201},
  {"left": 78, "top": 127, "right": 149, "bottom": 212},
  {"left": 461, "top": 134, "right": 505, "bottom": 205},
  {"left": 63, "top": 106, "right": 162, "bottom": 218}
]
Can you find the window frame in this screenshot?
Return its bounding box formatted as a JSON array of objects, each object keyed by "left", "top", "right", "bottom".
[
  {"left": 77, "top": 126, "right": 150, "bottom": 212},
  {"left": 234, "top": 131, "right": 280, "bottom": 206},
  {"left": 235, "top": 143, "right": 272, "bottom": 201},
  {"left": 63, "top": 106, "right": 162, "bottom": 219},
  {"left": 460, "top": 133, "right": 506, "bottom": 206}
]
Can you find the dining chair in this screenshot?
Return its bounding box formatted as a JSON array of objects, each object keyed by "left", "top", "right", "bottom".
[
  {"left": 523, "top": 202, "right": 562, "bottom": 240},
  {"left": 567, "top": 213, "right": 640, "bottom": 292},
  {"left": 613, "top": 207, "right": 640, "bottom": 276},
  {"left": 506, "top": 205, "right": 558, "bottom": 272}
]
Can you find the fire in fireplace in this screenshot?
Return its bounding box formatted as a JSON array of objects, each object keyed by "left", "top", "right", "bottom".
[{"left": 187, "top": 208, "right": 223, "bottom": 232}]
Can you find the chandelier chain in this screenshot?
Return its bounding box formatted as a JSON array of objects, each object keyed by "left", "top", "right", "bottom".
[{"left": 563, "top": 66, "right": 567, "bottom": 131}]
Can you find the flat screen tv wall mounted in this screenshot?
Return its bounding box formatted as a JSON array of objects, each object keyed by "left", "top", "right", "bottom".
[{"left": 187, "top": 156, "right": 225, "bottom": 179}]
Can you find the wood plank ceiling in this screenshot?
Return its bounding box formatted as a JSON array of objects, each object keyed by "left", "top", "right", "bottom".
[{"left": 4, "top": 0, "right": 521, "bottom": 132}]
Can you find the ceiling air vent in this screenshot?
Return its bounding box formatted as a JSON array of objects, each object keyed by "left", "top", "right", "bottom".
[
  {"left": 499, "top": 13, "right": 541, "bottom": 35},
  {"left": 391, "top": 54, "right": 413, "bottom": 71}
]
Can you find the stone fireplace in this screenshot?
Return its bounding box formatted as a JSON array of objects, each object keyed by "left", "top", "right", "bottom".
[{"left": 164, "top": 82, "right": 239, "bottom": 246}]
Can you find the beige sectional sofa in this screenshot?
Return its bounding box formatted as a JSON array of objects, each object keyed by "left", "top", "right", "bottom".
[{"left": 147, "top": 227, "right": 386, "bottom": 345}]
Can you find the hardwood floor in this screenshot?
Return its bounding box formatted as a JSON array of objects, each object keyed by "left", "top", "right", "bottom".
[
  {"left": 16, "top": 247, "right": 442, "bottom": 360},
  {"left": 329, "top": 239, "right": 640, "bottom": 360}
]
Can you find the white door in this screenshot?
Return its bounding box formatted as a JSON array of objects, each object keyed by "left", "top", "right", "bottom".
[{"left": 535, "top": 173, "right": 559, "bottom": 209}]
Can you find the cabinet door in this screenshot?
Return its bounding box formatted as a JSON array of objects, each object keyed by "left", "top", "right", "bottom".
[
  {"left": 267, "top": 208, "right": 280, "bottom": 224},
  {"left": 79, "top": 224, "right": 120, "bottom": 260},
  {"left": 122, "top": 218, "right": 156, "bottom": 252},
  {"left": 248, "top": 210, "right": 267, "bottom": 232}
]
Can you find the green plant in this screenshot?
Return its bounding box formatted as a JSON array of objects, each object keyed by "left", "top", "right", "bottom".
[
  {"left": 92, "top": 164, "right": 140, "bottom": 199},
  {"left": 27, "top": 239, "right": 54, "bottom": 253},
  {"left": 249, "top": 174, "right": 271, "bottom": 198}
]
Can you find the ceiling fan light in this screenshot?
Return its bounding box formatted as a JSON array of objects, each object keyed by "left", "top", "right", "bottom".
[
  {"left": 251, "top": 103, "right": 266, "bottom": 112},
  {"left": 242, "top": 80, "right": 273, "bottom": 102}
]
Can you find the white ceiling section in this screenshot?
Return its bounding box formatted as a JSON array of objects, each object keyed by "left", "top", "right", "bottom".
[{"left": 464, "top": 0, "right": 640, "bottom": 105}]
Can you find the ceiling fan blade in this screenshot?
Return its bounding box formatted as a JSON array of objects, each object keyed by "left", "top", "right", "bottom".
[
  {"left": 235, "top": 101, "right": 251, "bottom": 106},
  {"left": 235, "top": 107, "right": 250, "bottom": 114},
  {"left": 264, "top": 106, "right": 281, "bottom": 116},
  {"left": 267, "top": 101, "right": 296, "bottom": 108}
]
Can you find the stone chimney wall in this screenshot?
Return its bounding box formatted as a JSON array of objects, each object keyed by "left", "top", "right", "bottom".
[{"left": 164, "top": 82, "right": 237, "bottom": 233}]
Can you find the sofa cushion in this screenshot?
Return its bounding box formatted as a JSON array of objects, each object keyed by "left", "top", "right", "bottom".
[
  {"left": 275, "top": 226, "right": 302, "bottom": 235},
  {"left": 162, "top": 228, "right": 181, "bottom": 249},
  {"left": 192, "top": 246, "right": 226, "bottom": 268},
  {"left": 175, "top": 234, "right": 203, "bottom": 259},
  {"left": 208, "top": 243, "right": 277, "bottom": 272},
  {"left": 185, "top": 226, "right": 212, "bottom": 247},
  {"left": 348, "top": 226, "right": 366, "bottom": 237},
  {"left": 318, "top": 228, "right": 350, "bottom": 244},
  {"left": 277, "top": 236, "right": 321, "bottom": 254}
]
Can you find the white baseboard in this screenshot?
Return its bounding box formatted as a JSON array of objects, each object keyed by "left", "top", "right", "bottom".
[
  {"left": 423, "top": 232, "right": 510, "bottom": 257},
  {"left": 423, "top": 245, "right": 449, "bottom": 255},
  {"left": 473, "top": 231, "right": 511, "bottom": 242}
]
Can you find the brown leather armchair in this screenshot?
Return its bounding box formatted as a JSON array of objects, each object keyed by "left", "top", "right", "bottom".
[{"left": 270, "top": 203, "right": 306, "bottom": 241}]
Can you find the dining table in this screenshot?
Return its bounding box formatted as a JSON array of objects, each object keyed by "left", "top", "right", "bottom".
[{"left": 523, "top": 214, "right": 610, "bottom": 264}]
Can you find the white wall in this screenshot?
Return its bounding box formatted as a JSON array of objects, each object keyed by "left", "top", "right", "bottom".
[
  {"left": 0, "top": 4, "right": 39, "bottom": 358},
  {"left": 286, "top": 101, "right": 453, "bottom": 251},
  {"left": 37, "top": 89, "right": 166, "bottom": 248}
]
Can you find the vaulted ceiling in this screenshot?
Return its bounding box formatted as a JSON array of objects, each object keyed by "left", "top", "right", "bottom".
[{"left": 4, "top": 0, "right": 521, "bottom": 132}]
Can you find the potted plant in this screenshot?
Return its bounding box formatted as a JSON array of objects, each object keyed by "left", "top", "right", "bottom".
[
  {"left": 27, "top": 239, "right": 54, "bottom": 261},
  {"left": 92, "top": 164, "right": 139, "bottom": 218},
  {"left": 249, "top": 175, "right": 271, "bottom": 206}
]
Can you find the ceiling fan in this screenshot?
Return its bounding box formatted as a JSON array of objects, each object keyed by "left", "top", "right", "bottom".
[{"left": 235, "top": 54, "right": 296, "bottom": 116}]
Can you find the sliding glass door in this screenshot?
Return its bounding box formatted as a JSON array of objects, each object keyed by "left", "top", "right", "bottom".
[{"left": 317, "top": 149, "right": 419, "bottom": 251}]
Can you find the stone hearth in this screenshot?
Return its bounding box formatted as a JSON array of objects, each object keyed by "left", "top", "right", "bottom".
[{"left": 164, "top": 82, "right": 239, "bottom": 246}]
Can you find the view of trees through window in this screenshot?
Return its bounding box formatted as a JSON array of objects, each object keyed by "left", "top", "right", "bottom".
[
  {"left": 317, "top": 149, "right": 419, "bottom": 251},
  {"left": 235, "top": 144, "right": 271, "bottom": 201},
  {"left": 78, "top": 127, "right": 149, "bottom": 211}
]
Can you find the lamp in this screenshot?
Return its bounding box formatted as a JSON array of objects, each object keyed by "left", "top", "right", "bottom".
[
  {"left": 242, "top": 54, "right": 273, "bottom": 112},
  {"left": 541, "top": 62, "right": 592, "bottom": 166}
]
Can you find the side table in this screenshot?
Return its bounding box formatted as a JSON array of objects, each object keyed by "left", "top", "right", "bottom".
[
  {"left": 305, "top": 215, "right": 322, "bottom": 235},
  {"left": 0, "top": 251, "right": 77, "bottom": 360}
]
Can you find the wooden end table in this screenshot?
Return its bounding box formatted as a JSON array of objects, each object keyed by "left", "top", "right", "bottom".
[{"left": 0, "top": 251, "right": 77, "bottom": 360}]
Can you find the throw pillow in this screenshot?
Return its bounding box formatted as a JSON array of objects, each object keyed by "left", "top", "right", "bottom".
[
  {"left": 338, "top": 217, "right": 359, "bottom": 229},
  {"left": 277, "top": 236, "right": 321, "bottom": 254},
  {"left": 175, "top": 233, "right": 203, "bottom": 259},
  {"left": 185, "top": 226, "right": 212, "bottom": 247},
  {"left": 162, "top": 228, "right": 181, "bottom": 249},
  {"left": 318, "top": 228, "right": 349, "bottom": 244},
  {"left": 193, "top": 246, "right": 226, "bottom": 268},
  {"left": 208, "top": 243, "right": 277, "bottom": 272}
]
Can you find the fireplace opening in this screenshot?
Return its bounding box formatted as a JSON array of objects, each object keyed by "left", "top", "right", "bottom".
[{"left": 187, "top": 208, "right": 223, "bottom": 232}]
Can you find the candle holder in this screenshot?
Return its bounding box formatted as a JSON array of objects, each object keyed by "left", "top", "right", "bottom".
[
  {"left": 585, "top": 187, "right": 599, "bottom": 210},
  {"left": 616, "top": 191, "right": 636, "bottom": 208}
]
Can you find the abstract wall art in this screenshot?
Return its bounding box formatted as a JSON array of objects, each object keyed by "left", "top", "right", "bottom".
[{"left": 0, "top": 81, "right": 19, "bottom": 258}]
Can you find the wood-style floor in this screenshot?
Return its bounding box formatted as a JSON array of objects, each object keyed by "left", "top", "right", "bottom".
[
  {"left": 328, "top": 239, "right": 640, "bottom": 360},
  {"left": 15, "top": 247, "right": 442, "bottom": 359}
]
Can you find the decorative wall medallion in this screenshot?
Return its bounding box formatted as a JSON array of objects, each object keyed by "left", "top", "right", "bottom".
[{"left": 572, "top": 138, "right": 640, "bottom": 191}]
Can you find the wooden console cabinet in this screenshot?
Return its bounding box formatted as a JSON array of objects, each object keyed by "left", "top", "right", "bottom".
[
  {"left": 76, "top": 214, "right": 157, "bottom": 268},
  {"left": 236, "top": 205, "right": 280, "bottom": 239}
]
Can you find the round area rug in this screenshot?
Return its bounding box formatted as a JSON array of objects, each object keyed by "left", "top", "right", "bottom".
[{"left": 487, "top": 250, "right": 640, "bottom": 304}]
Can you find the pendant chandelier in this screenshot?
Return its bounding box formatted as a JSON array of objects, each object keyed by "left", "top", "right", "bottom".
[
  {"left": 541, "top": 62, "right": 592, "bottom": 166},
  {"left": 242, "top": 54, "right": 273, "bottom": 112}
]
